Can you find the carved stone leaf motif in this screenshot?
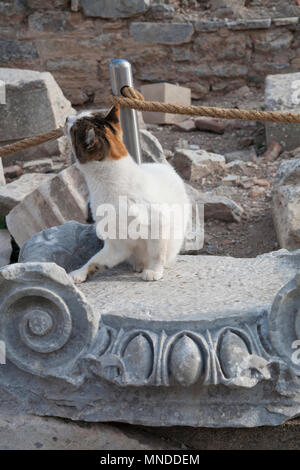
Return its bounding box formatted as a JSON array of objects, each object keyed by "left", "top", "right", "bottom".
[
  {"left": 220, "top": 330, "right": 250, "bottom": 379},
  {"left": 169, "top": 335, "right": 203, "bottom": 386},
  {"left": 123, "top": 334, "right": 153, "bottom": 382},
  {"left": 219, "top": 330, "right": 271, "bottom": 387}
]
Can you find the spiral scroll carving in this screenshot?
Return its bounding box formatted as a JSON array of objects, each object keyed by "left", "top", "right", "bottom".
[
  {"left": 0, "top": 263, "right": 99, "bottom": 380},
  {"left": 269, "top": 274, "right": 300, "bottom": 373}
]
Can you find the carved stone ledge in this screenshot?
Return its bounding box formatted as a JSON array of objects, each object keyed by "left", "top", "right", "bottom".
[{"left": 1, "top": 222, "right": 300, "bottom": 427}]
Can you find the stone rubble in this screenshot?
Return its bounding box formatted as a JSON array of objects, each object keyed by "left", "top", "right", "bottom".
[
  {"left": 265, "top": 72, "right": 300, "bottom": 151},
  {"left": 195, "top": 117, "right": 225, "bottom": 134},
  {"left": 173, "top": 148, "right": 226, "bottom": 182},
  {"left": 272, "top": 158, "right": 300, "bottom": 250},
  {"left": 0, "top": 230, "right": 11, "bottom": 267},
  {"left": 263, "top": 141, "right": 283, "bottom": 162},
  {"left": 0, "top": 173, "right": 54, "bottom": 217},
  {"left": 139, "top": 129, "right": 167, "bottom": 163},
  {"left": 22, "top": 159, "right": 54, "bottom": 173},
  {"left": 3, "top": 165, "right": 23, "bottom": 181},
  {"left": 0, "top": 68, "right": 74, "bottom": 165},
  {"left": 225, "top": 147, "right": 257, "bottom": 163},
  {"left": 6, "top": 165, "right": 89, "bottom": 247},
  {"left": 0, "top": 161, "right": 5, "bottom": 186}
]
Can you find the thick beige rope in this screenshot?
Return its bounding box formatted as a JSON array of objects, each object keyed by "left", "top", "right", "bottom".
[
  {"left": 117, "top": 86, "right": 300, "bottom": 123},
  {"left": 0, "top": 127, "right": 63, "bottom": 158},
  {"left": 0, "top": 85, "right": 300, "bottom": 158}
]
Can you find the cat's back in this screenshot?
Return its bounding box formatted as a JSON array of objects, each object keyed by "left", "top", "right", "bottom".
[{"left": 139, "top": 161, "right": 188, "bottom": 204}]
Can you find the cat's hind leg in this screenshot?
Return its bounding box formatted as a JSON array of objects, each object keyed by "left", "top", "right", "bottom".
[
  {"left": 128, "top": 240, "right": 147, "bottom": 273},
  {"left": 142, "top": 239, "right": 167, "bottom": 281},
  {"left": 70, "top": 240, "right": 131, "bottom": 284}
]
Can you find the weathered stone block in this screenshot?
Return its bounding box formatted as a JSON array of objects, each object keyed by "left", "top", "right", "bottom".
[
  {"left": 225, "top": 147, "right": 257, "bottom": 163},
  {"left": 200, "top": 193, "right": 244, "bottom": 222},
  {"left": 6, "top": 165, "right": 89, "bottom": 247},
  {"left": 28, "top": 12, "right": 75, "bottom": 33},
  {"left": 1, "top": 245, "right": 300, "bottom": 427},
  {"left": 140, "top": 83, "right": 191, "bottom": 124},
  {"left": 150, "top": 3, "right": 175, "bottom": 20},
  {"left": 0, "top": 411, "right": 173, "bottom": 450},
  {"left": 195, "top": 20, "right": 227, "bottom": 32},
  {"left": 130, "top": 22, "right": 194, "bottom": 44},
  {"left": 273, "top": 17, "right": 299, "bottom": 27},
  {"left": 0, "top": 173, "right": 54, "bottom": 216},
  {"left": 0, "top": 160, "right": 5, "bottom": 186},
  {"left": 0, "top": 68, "right": 75, "bottom": 163},
  {"left": 173, "top": 149, "right": 226, "bottom": 182},
  {"left": 81, "top": 0, "right": 151, "bottom": 18},
  {"left": 265, "top": 72, "right": 300, "bottom": 151},
  {"left": 139, "top": 129, "right": 166, "bottom": 163},
  {"left": 0, "top": 229, "right": 11, "bottom": 267},
  {"left": 272, "top": 158, "right": 300, "bottom": 250},
  {"left": 253, "top": 30, "right": 293, "bottom": 53},
  {"left": 0, "top": 40, "right": 38, "bottom": 63},
  {"left": 227, "top": 19, "right": 271, "bottom": 30}
]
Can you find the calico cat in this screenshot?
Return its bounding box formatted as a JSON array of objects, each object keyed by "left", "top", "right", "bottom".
[{"left": 64, "top": 104, "right": 190, "bottom": 283}]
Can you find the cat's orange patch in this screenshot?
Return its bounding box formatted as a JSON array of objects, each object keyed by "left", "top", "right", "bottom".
[{"left": 105, "top": 126, "right": 127, "bottom": 160}]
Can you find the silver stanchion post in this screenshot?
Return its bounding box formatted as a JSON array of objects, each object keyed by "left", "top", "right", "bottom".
[{"left": 109, "top": 58, "right": 142, "bottom": 164}]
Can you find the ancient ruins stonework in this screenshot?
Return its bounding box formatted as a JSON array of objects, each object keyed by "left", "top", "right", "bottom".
[
  {"left": 1, "top": 221, "right": 300, "bottom": 427},
  {"left": 0, "top": 68, "right": 74, "bottom": 164},
  {"left": 2, "top": 1, "right": 300, "bottom": 107},
  {"left": 265, "top": 72, "right": 300, "bottom": 151}
]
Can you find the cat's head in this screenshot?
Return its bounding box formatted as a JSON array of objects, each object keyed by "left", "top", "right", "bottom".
[{"left": 64, "top": 104, "right": 127, "bottom": 164}]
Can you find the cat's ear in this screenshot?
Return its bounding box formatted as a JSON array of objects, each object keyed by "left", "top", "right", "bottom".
[
  {"left": 105, "top": 104, "right": 121, "bottom": 126},
  {"left": 86, "top": 127, "right": 96, "bottom": 149}
]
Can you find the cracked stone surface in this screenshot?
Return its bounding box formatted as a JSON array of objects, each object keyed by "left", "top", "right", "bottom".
[{"left": 79, "top": 250, "right": 297, "bottom": 322}]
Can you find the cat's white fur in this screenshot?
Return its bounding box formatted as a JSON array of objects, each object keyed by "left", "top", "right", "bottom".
[{"left": 66, "top": 113, "right": 190, "bottom": 283}]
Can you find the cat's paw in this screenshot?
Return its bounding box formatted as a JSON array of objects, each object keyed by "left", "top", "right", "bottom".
[
  {"left": 69, "top": 268, "right": 88, "bottom": 284},
  {"left": 142, "top": 269, "right": 163, "bottom": 281},
  {"left": 132, "top": 261, "right": 144, "bottom": 273}
]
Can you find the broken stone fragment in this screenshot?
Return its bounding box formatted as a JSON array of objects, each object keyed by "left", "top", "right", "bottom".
[
  {"left": 3, "top": 165, "right": 23, "bottom": 180},
  {"left": 253, "top": 178, "right": 270, "bottom": 188},
  {"left": 19, "top": 221, "right": 103, "bottom": 273},
  {"left": 222, "top": 174, "right": 240, "bottom": 186},
  {"left": 249, "top": 187, "right": 266, "bottom": 199},
  {"left": 22, "top": 159, "right": 54, "bottom": 173},
  {"left": 0, "top": 160, "right": 5, "bottom": 186},
  {"left": 186, "top": 184, "right": 243, "bottom": 223},
  {"left": 272, "top": 158, "right": 300, "bottom": 249},
  {"left": 173, "top": 149, "right": 226, "bottom": 182},
  {"left": 6, "top": 165, "right": 89, "bottom": 247},
  {"left": 195, "top": 117, "right": 225, "bottom": 134},
  {"left": 0, "top": 68, "right": 75, "bottom": 165},
  {"left": 226, "top": 160, "right": 246, "bottom": 173},
  {"left": 0, "top": 229, "right": 11, "bottom": 267},
  {"left": 0, "top": 411, "right": 173, "bottom": 450},
  {"left": 0, "top": 173, "right": 54, "bottom": 216},
  {"left": 199, "top": 194, "right": 244, "bottom": 222},
  {"left": 262, "top": 141, "right": 283, "bottom": 162},
  {"left": 265, "top": 72, "right": 300, "bottom": 151},
  {"left": 224, "top": 146, "right": 257, "bottom": 163},
  {"left": 174, "top": 119, "right": 196, "bottom": 132},
  {"left": 139, "top": 129, "right": 167, "bottom": 163}
]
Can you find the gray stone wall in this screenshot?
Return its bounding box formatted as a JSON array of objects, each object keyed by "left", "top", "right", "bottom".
[{"left": 0, "top": 0, "right": 300, "bottom": 106}]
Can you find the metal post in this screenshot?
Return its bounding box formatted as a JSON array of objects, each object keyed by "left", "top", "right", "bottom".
[{"left": 109, "top": 59, "right": 142, "bottom": 164}]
